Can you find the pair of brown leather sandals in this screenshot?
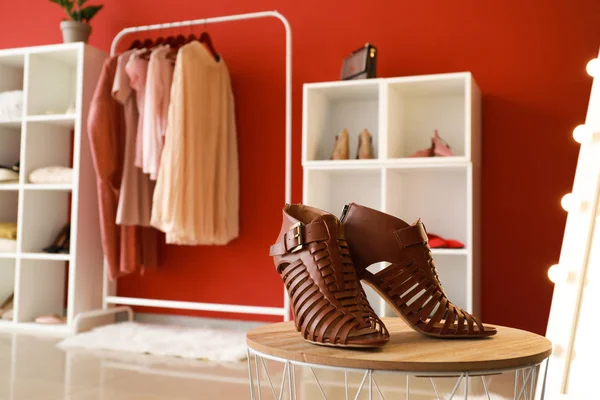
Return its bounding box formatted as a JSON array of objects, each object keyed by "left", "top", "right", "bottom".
[{"left": 270, "top": 203, "right": 497, "bottom": 348}]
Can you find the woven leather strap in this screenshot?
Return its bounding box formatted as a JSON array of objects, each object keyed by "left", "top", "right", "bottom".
[{"left": 269, "top": 220, "right": 329, "bottom": 256}]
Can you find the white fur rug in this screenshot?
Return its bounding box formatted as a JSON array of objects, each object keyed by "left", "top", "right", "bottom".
[{"left": 57, "top": 322, "right": 247, "bottom": 362}]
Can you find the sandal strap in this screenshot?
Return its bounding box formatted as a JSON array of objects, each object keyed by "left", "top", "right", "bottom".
[
  {"left": 269, "top": 220, "right": 329, "bottom": 256},
  {"left": 394, "top": 223, "right": 428, "bottom": 248}
]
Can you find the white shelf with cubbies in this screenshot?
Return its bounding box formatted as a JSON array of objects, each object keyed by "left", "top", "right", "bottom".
[
  {"left": 302, "top": 72, "right": 481, "bottom": 317},
  {"left": 0, "top": 43, "right": 106, "bottom": 335}
]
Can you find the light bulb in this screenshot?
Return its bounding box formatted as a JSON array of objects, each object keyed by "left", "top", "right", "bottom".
[
  {"left": 586, "top": 58, "right": 600, "bottom": 77},
  {"left": 573, "top": 124, "right": 593, "bottom": 144},
  {"left": 548, "top": 264, "right": 570, "bottom": 283},
  {"left": 561, "top": 193, "right": 585, "bottom": 212},
  {"left": 560, "top": 193, "right": 577, "bottom": 212}
]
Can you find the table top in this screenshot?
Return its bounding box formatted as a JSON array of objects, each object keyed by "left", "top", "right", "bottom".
[{"left": 246, "top": 318, "right": 552, "bottom": 373}]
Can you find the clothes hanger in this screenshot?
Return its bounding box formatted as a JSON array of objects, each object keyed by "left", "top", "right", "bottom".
[
  {"left": 129, "top": 39, "right": 143, "bottom": 50},
  {"left": 174, "top": 33, "right": 187, "bottom": 49},
  {"left": 142, "top": 37, "right": 154, "bottom": 48},
  {"left": 199, "top": 31, "right": 219, "bottom": 61},
  {"left": 185, "top": 21, "right": 197, "bottom": 43}
]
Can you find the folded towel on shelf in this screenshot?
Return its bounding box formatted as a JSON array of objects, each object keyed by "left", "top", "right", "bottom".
[
  {"left": 0, "top": 238, "right": 17, "bottom": 252},
  {"left": 29, "top": 166, "right": 73, "bottom": 184},
  {"left": 0, "top": 223, "right": 17, "bottom": 240},
  {"left": 0, "top": 90, "right": 23, "bottom": 121}
]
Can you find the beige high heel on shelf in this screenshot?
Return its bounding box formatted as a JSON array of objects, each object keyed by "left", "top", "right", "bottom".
[
  {"left": 330, "top": 129, "right": 349, "bottom": 160},
  {"left": 357, "top": 129, "right": 375, "bottom": 159}
]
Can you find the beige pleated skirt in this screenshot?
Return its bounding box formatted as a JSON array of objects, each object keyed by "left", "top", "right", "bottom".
[{"left": 151, "top": 42, "right": 239, "bottom": 245}]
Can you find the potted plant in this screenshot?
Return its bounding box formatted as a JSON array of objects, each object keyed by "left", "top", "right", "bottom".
[{"left": 50, "top": 0, "right": 103, "bottom": 43}]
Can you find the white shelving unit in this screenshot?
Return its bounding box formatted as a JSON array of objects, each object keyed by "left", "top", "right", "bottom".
[
  {"left": 0, "top": 43, "right": 106, "bottom": 335},
  {"left": 302, "top": 73, "right": 482, "bottom": 317}
]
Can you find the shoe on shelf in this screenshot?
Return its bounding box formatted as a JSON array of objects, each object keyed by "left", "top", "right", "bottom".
[
  {"left": 270, "top": 204, "right": 388, "bottom": 348},
  {"left": 357, "top": 129, "right": 375, "bottom": 159},
  {"left": 0, "top": 161, "right": 19, "bottom": 183},
  {"left": 427, "top": 233, "right": 464, "bottom": 249},
  {"left": 330, "top": 129, "right": 350, "bottom": 160},
  {"left": 341, "top": 203, "right": 496, "bottom": 338},
  {"left": 408, "top": 130, "right": 454, "bottom": 158},
  {"left": 0, "top": 292, "right": 13, "bottom": 312},
  {"left": 43, "top": 224, "right": 70, "bottom": 254},
  {"left": 432, "top": 130, "right": 454, "bottom": 157},
  {"left": 0, "top": 293, "right": 13, "bottom": 320}
]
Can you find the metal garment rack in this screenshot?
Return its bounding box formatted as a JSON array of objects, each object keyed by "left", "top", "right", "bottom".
[{"left": 75, "top": 11, "right": 292, "bottom": 331}]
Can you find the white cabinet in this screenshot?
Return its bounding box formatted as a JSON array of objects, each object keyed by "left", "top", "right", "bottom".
[
  {"left": 0, "top": 43, "right": 106, "bottom": 334},
  {"left": 302, "top": 73, "right": 482, "bottom": 317}
]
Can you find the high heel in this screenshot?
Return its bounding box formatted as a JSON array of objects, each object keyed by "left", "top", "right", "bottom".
[
  {"left": 341, "top": 203, "right": 496, "bottom": 338},
  {"left": 432, "top": 130, "right": 454, "bottom": 157},
  {"left": 43, "top": 224, "right": 70, "bottom": 254},
  {"left": 270, "top": 204, "right": 388, "bottom": 347},
  {"left": 330, "top": 129, "right": 349, "bottom": 160},
  {"left": 408, "top": 130, "right": 454, "bottom": 158},
  {"left": 357, "top": 129, "right": 375, "bottom": 159}
]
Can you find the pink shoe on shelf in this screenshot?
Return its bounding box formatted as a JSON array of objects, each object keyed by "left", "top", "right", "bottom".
[
  {"left": 408, "top": 147, "right": 433, "bottom": 157},
  {"left": 432, "top": 130, "right": 454, "bottom": 157},
  {"left": 408, "top": 130, "right": 454, "bottom": 158}
]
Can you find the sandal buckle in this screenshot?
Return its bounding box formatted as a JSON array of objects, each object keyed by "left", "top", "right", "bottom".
[{"left": 288, "top": 222, "right": 304, "bottom": 253}]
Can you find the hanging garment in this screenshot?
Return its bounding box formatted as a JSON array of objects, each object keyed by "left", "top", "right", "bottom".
[
  {"left": 141, "top": 46, "right": 174, "bottom": 180},
  {"left": 151, "top": 41, "right": 239, "bottom": 245},
  {"left": 113, "top": 50, "right": 155, "bottom": 226},
  {"left": 126, "top": 49, "right": 150, "bottom": 170},
  {"left": 87, "top": 56, "right": 137, "bottom": 279},
  {"left": 113, "top": 50, "right": 158, "bottom": 268}
]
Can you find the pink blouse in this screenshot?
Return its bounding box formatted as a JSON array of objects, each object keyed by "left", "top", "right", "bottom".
[
  {"left": 141, "top": 46, "right": 174, "bottom": 180},
  {"left": 125, "top": 50, "right": 149, "bottom": 170}
]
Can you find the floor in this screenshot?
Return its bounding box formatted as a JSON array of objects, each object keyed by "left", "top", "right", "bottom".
[{"left": 0, "top": 330, "right": 532, "bottom": 400}]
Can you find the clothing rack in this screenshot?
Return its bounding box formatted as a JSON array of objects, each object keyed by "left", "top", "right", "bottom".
[{"left": 74, "top": 11, "right": 292, "bottom": 331}]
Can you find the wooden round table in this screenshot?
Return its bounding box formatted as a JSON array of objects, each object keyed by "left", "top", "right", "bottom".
[{"left": 246, "top": 318, "right": 552, "bottom": 399}]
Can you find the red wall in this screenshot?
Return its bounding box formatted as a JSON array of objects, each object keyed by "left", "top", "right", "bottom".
[{"left": 2, "top": 0, "right": 598, "bottom": 334}]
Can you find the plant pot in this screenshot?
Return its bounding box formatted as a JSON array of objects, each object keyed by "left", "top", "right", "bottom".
[{"left": 60, "top": 21, "right": 91, "bottom": 43}]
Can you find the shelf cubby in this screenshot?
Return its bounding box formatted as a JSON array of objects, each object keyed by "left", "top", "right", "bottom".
[
  {"left": 303, "top": 80, "right": 381, "bottom": 161},
  {"left": 386, "top": 75, "right": 468, "bottom": 159},
  {"left": 384, "top": 167, "right": 468, "bottom": 245},
  {"left": 16, "top": 259, "right": 66, "bottom": 323},
  {"left": 23, "top": 120, "right": 73, "bottom": 182},
  {"left": 304, "top": 168, "right": 382, "bottom": 215},
  {"left": 26, "top": 49, "right": 79, "bottom": 117},
  {"left": 20, "top": 190, "right": 70, "bottom": 254}
]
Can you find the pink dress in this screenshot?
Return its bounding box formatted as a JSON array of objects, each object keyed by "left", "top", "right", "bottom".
[
  {"left": 113, "top": 49, "right": 158, "bottom": 268},
  {"left": 141, "top": 46, "right": 174, "bottom": 180},
  {"left": 125, "top": 50, "right": 149, "bottom": 170}
]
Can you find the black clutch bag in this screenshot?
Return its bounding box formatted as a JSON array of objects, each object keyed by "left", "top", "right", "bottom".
[{"left": 341, "top": 43, "right": 377, "bottom": 80}]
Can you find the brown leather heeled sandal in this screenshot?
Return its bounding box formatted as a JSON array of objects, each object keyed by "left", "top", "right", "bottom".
[
  {"left": 341, "top": 203, "right": 497, "bottom": 338},
  {"left": 270, "top": 204, "right": 389, "bottom": 348}
]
